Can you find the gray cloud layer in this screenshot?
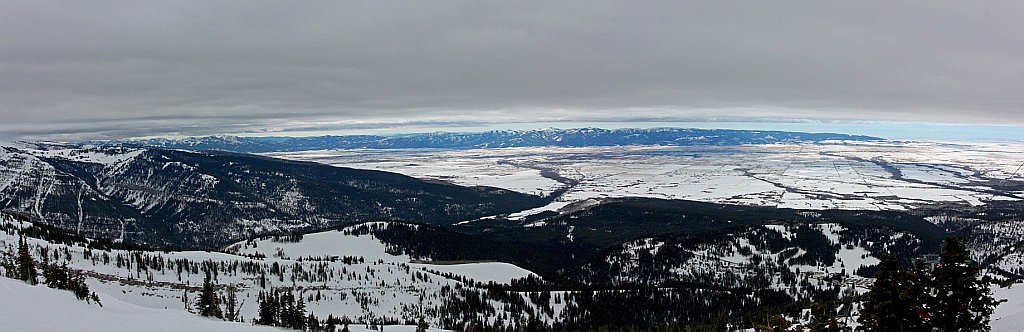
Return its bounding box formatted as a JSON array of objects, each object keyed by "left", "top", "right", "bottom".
[{"left": 2, "top": 1, "right": 1023, "bottom": 139}]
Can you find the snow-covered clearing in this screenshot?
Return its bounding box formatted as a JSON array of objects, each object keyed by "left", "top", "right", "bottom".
[
  {"left": 230, "top": 224, "right": 412, "bottom": 263},
  {"left": 408, "top": 262, "right": 537, "bottom": 284}
]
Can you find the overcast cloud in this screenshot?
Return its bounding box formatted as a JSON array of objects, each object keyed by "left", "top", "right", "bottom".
[{"left": 2, "top": 1, "right": 1023, "bottom": 139}]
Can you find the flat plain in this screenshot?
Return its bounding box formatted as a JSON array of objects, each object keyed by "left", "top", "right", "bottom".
[{"left": 266, "top": 140, "right": 1024, "bottom": 218}]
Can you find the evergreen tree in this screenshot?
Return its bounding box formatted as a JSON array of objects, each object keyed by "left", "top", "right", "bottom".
[
  {"left": 324, "top": 314, "right": 337, "bottom": 332},
  {"left": 255, "top": 289, "right": 312, "bottom": 329},
  {"left": 269, "top": 291, "right": 281, "bottom": 325},
  {"left": 294, "top": 295, "right": 307, "bottom": 330},
  {"left": 281, "top": 291, "right": 295, "bottom": 328},
  {"left": 307, "top": 312, "right": 320, "bottom": 332},
  {"left": 42, "top": 262, "right": 70, "bottom": 289},
  {"left": 257, "top": 291, "right": 277, "bottom": 326},
  {"left": 183, "top": 289, "right": 190, "bottom": 312},
  {"left": 68, "top": 269, "right": 92, "bottom": 302},
  {"left": 1, "top": 255, "right": 17, "bottom": 279},
  {"left": 927, "top": 237, "right": 1002, "bottom": 331},
  {"left": 198, "top": 270, "right": 223, "bottom": 318},
  {"left": 858, "top": 254, "right": 928, "bottom": 331},
  {"left": 416, "top": 317, "right": 429, "bottom": 332},
  {"left": 341, "top": 316, "right": 352, "bottom": 332},
  {"left": 224, "top": 286, "right": 239, "bottom": 322},
  {"left": 16, "top": 236, "right": 38, "bottom": 284},
  {"left": 39, "top": 261, "right": 95, "bottom": 303},
  {"left": 808, "top": 300, "right": 847, "bottom": 332}
]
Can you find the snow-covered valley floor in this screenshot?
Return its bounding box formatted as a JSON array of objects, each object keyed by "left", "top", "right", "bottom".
[{"left": 266, "top": 140, "right": 1024, "bottom": 221}]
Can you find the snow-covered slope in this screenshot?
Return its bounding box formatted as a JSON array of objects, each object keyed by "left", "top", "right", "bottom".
[
  {"left": 0, "top": 216, "right": 551, "bottom": 328},
  {"left": 0, "top": 277, "right": 277, "bottom": 332},
  {"left": 991, "top": 284, "right": 1024, "bottom": 332},
  {"left": 408, "top": 262, "right": 536, "bottom": 284},
  {"left": 0, "top": 276, "right": 450, "bottom": 332}
]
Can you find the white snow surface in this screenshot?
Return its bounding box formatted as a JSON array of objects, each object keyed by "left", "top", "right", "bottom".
[
  {"left": 231, "top": 223, "right": 412, "bottom": 263},
  {"left": 992, "top": 284, "right": 1024, "bottom": 332},
  {"left": 0, "top": 277, "right": 278, "bottom": 332},
  {"left": 408, "top": 262, "right": 537, "bottom": 284}
]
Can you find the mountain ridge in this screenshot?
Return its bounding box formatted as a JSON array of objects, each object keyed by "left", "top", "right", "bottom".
[{"left": 0, "top": 143, "right": 545, "bottom": 248}]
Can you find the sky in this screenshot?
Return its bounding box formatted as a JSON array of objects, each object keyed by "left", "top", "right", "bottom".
[{"left": 2, "top": 1, "right": 1023, "bottom": 140}]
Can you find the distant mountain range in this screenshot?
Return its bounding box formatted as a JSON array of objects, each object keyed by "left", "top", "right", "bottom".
[{"left": 93, "top": 128, "right": 882, "bottom": 153}]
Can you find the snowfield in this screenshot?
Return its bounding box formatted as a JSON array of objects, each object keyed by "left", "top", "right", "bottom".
[
  {"left": 230, "top": 223, "right": 414, "bottom": 263},
  {"left": 408, "top": 262, "right": 537, "bottom": 284}
]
